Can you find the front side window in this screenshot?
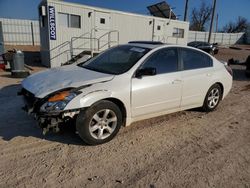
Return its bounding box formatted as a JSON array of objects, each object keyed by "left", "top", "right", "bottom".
[
  {"left": 81, "top": 45, "right": 150, "bottom": 74},
  {"left": 141, "top": 48, "right": 178, "bottom": 74},
  {"left": 181, "top": 49, "right": 212, "bottom": 70}
]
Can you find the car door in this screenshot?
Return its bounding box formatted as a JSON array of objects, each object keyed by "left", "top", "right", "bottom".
[
  {"left": 180, "top": 48, "right": 214, "bottom": 108},
  {"left": 131, "top": 48, "right": 182, "bottom": 117}
]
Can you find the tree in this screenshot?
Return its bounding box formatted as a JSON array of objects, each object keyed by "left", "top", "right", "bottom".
[
  {"left": 189, "top": 1, "right": 212, "bottom": 31},
  {"left": 222, "top": 16, "right": 248, "bottom": 33}
]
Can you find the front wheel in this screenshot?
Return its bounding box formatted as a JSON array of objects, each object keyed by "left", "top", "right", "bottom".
[
  {"left": 209, "top": 50, "right": 214, "bottom": 56},
  {"left": 202, "top": 84, "right": 222, "bottom": 112},
  {"left": 76, "top": 100, "right": 122, "bottom": 145}
]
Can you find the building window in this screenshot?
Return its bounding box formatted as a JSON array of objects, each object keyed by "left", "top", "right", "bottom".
[
  {"left": 100, "top": 18, "right": 105, "bottom": 24},
  {"left": 173, "top": 28, "right": 184, "bottom": 38},
  {"left": 157, "top": 25, "right": 161, "bottom": 30},
  {"left": 70, "top": 14, "right": 81, "bottom": 28},
  {"left": 58, "top": 13, "right": 68, "bottom": 27},
  {"left": 58, "top": 13, "right": 81, "bottom": 28}
]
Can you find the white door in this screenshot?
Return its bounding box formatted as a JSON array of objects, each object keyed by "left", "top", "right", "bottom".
[
  {"left": 153, "top": 19, "right": 165, "bottom": 42},
  {"left": 94, "top": 11, "right": 111, "bottom": 50},
  {"left": 131, "top": 48, "right": 182, "bottom": 117},
  {"left": 180, "top": 48, "right": 214, "bottom": 107}
]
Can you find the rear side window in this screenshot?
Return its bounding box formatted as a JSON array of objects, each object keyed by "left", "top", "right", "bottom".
[
  {"left": 181, "top": 49, "right": 212, "bottom": 70},
  {"left": 142, "top": 48, "right": 178, "bottom": 74}
]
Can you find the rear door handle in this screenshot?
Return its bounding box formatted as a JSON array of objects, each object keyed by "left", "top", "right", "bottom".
[
  {"left": 172, "top": 79, "right": 182, "bottom": 84},
  {"left": 207, "top": 73, "right": 213, "bottom": 77}
]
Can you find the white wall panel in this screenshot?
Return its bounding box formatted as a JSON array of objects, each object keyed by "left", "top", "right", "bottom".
[
  {"left": 188, "top": 31, "right": 245, "bottom": 45},
  {"left": 0, "top": 18, "right": 40, "bottom": 45}
]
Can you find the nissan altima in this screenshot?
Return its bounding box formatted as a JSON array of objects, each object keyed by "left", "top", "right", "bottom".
[{"left": 20, "top": 41, "right": 232, "bottom": 145}]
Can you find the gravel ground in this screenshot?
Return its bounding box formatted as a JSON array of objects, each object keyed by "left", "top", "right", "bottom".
[{"left": 0, "top": 47, "right": 250, "bottom": 188}]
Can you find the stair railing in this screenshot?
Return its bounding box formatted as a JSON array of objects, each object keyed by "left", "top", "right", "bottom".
[
  {"left": 70, "top": 36, "right": 99, "bottom": 59},
  {"left": 50, "top": 41, "right": 70, "bottom": 60},
  {"left": 97, "top": 30, "right": 119, "bottom": 50},
  {"left": 70, "top": 32, "right": 91, "bottom": 58},
  {"left": 50, "top": 29, "right": 120, "bottom": 66}
]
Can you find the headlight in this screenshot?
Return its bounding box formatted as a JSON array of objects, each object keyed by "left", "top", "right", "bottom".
[{"left": 40, "top": 91, "right": 78, "bottom": 112}]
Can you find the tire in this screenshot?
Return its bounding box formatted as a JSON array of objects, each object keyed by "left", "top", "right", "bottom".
[
  {"left": 245, "top": 69, "right": 250, "bottom": 78},
  {"left": 209, "top": 50, "right": 214, "bottom": 56},
  {"left": 76, "top": 100, "right": 122, "bottom": 145},
  {"left": 202, "top": 84, "right": 222, "bottom": 112}
]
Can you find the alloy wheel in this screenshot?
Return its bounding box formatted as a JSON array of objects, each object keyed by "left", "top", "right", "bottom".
[
  {"left": 89, "top": 109, "right": 117, "bottom": 140},
  {"left": 207, "top": 88, "right": 220, "bottom": 108}
]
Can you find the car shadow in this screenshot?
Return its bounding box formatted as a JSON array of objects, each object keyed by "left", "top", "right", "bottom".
[{"left": 0, "top": 84, "right": 85, "bottom": 146}]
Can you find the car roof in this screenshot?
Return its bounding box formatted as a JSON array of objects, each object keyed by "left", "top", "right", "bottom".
[
  {"left": 126, "top": 41, "right": 167, "bottom": 49},
  {"left": 124, "top": 42, "right": 215, "bottom": 58},
  {"left": 189, "top": 41, "right": 209, "bottom": 44},
  {"left": 126, "top": 42, "right": 192, "bottom": 50}
]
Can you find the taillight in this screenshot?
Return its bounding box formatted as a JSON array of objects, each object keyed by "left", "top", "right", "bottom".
[{"left": 225, "top": 65, "right": 233, "bottom": 76}]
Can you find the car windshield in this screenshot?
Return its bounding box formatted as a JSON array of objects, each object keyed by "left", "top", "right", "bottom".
[{"left": 80, "top": 45, "right": 150, "bottom": 75}]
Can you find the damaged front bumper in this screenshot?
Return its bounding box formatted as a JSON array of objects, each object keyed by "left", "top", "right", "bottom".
[
  {"left": 37, "top": 110, "right": 80, "bottom": 135},
  {"left": 19, "top": 88, "right": 80, "bottom": 135}
]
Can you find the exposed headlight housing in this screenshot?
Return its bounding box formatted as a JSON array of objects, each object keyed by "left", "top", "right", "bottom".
[{"left": 40, "top": 91, "right": 78, "bottom": 112}]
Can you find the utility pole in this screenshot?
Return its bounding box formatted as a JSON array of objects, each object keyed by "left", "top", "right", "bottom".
[
  {"left": 215, "top": 14, "right": 218, "bottom": 32},
  {"left": 183, "top": 0, "right": 189, "bottom": 21},
  {"left": 208, "top": 0, "right": 217, "bottom": 43}
]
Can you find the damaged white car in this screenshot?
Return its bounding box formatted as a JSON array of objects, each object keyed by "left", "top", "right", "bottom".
[{"left": 20, "top": 41, "right": 232, "bottom": 145}]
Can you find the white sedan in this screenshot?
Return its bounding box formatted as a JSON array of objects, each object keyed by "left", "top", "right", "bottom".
[{"left": 20, "top": 41, "right": 233, "bottom": 145}]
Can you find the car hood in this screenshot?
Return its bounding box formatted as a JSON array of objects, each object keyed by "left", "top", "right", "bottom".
[{"left": 22, "top": 65, "right": 114, "bottom": 98}]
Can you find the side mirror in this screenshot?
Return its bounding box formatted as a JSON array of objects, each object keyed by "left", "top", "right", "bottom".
[{"left": 135, "top": 67, "right": 156, "bottom": 78}]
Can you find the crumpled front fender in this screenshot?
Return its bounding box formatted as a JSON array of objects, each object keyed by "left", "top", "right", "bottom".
[{"left": 64, "top": 90, "right": 113, "bottom": 110}]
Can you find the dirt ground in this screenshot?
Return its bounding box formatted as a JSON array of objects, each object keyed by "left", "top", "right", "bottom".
[{"left": 0, "top": 46, "right": 250, "bottom": 188}]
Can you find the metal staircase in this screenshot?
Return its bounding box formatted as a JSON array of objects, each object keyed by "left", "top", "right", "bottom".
[{"left": 49, "top": 30, "right": 119, "bottom": 66}]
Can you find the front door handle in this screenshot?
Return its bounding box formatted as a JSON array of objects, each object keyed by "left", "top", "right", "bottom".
[{"left": 172, "top": 79, "right": 182, "bottom": 84}]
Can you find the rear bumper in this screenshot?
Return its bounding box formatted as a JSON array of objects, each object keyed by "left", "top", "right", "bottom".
[{"left": 222, "top": 76, "right": 233, "bottom": 100}]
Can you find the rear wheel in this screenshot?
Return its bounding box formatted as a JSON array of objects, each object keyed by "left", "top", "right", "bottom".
[
  {"left": 202, "top": 84, "right": 222, "bottom": 112},
  {"left": 76, "top": 100, "right": 122, "bottom": 145}
]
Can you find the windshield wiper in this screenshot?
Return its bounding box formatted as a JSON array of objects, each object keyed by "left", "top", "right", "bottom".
[
  {"left": 83, "top": 66, "right": 114, "bottom": 75},
  {"left": 83, "top": 66, "right": 99, "bottom": 72}
]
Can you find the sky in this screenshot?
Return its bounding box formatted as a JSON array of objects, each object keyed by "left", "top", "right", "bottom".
[{"left": 0, "top": 0, "right": 249, "bottom": 30}]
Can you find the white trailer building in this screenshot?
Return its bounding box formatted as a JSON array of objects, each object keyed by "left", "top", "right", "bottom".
[{"left": 39, "top": 0, "right": 189, "bottom": 67}]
